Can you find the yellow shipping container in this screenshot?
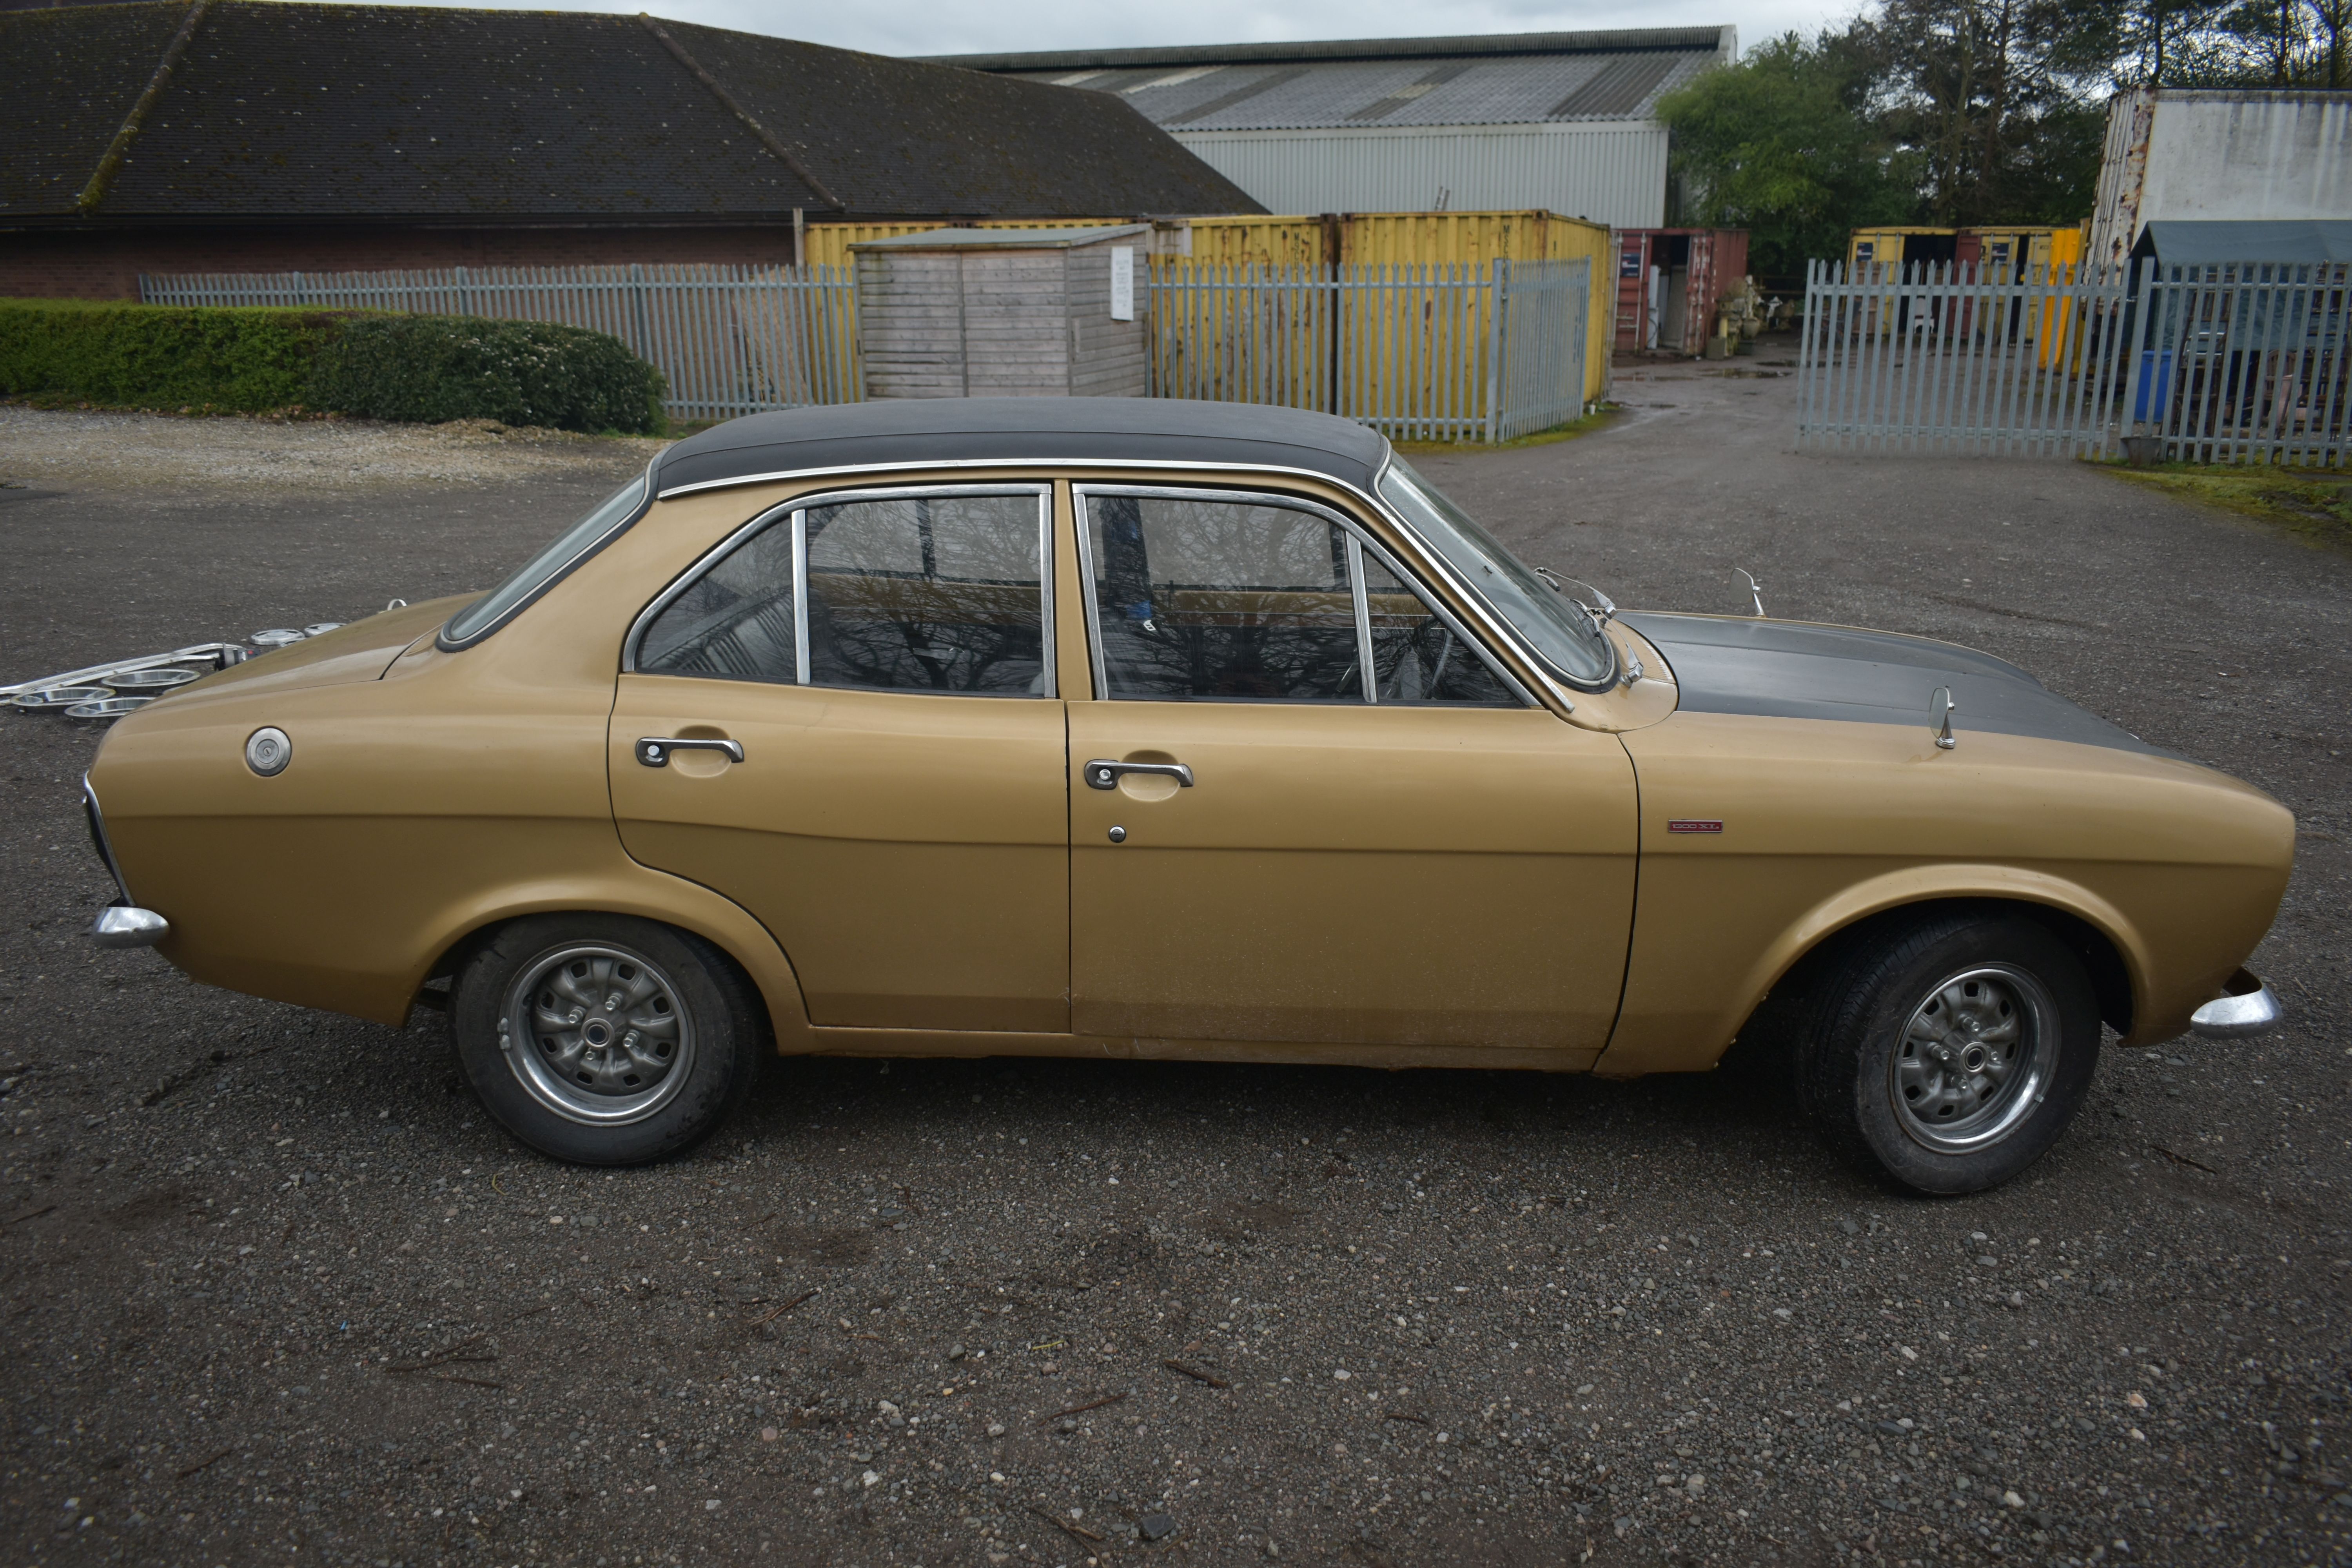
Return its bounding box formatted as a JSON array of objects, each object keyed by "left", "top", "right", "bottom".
[
  {"left": 800, "top": 218, "right": 1135, "bottom": 272},
  {"left": 1844, "top": 227, "right": 1956, "bottom": 276},
  {"left": 1184, "top": 212, "right": 1613, "bottom": 406}
]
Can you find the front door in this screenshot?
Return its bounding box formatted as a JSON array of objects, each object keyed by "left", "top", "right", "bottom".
[
  {"left": 609, "top": 484, "right": 1068, "bottom": 1034},
  {"left": 1065, "top": 484, "right": 1638, "bottom": 1053}
]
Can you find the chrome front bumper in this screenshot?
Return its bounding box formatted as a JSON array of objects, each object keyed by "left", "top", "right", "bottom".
[
  {"left": 2190, "top": 968, "right": 2283, "bottom": 1040},
  {"left": 90, "top": 899, "right": 169, "bottom": 949}
]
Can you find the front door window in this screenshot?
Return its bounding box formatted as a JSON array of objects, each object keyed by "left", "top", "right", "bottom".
[{"left": 1077, "top": 487, "right": 1521, "bottom": 706}]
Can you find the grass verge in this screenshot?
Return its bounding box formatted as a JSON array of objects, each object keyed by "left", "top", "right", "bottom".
[
  {"left": 2104, "top": 462, "right": 2352, "bottom": 552},
  {"left": 1393, "top": 404, "right": 1622, "bottom": 456}
]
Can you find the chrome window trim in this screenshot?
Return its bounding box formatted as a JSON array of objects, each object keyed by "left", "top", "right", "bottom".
[
  {"left": 656, "top": 455, "right": 1377, "bottom": 503},
  {"left": 650, "top": 452, "right": 1580, "bottom": 710},
  {"left": 1369, "top": 451, "right": 1619, "bottom": 694},
  {"left": 1069, "top": 484, "right": 1111, "bottom": 703},
  {"left": 1350, "top": 519, "right": 1534, "bottom": 709},
  {"left": 440, "top": 457, "right": 658, "bottom": 652},
  {"left": 623, "top": 496, "right": 797, "bottom": 676},
  {"left": 622, "top": 482, "right": 1056, "bottom": 700},
  {"left": 1070, "top": 482, "right": 1534, "bottom": 710},
  {"left": 789, "top": 506, "right": 811, "bottom": 682},
  {"left": 1344, "top": 535, "right": 1377, "bottom": 706}
]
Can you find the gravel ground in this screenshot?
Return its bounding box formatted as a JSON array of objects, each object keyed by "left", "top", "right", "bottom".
[
  {"left": 0, "top": 405, "right": 665, "bottom": 492},
  {"left": 2, "top": 374, "right": 2347, "bottom": 1568}
]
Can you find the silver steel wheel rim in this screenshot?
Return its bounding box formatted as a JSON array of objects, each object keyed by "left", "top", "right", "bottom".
[
  {"left": 500, "top": 943, "right": 695, "bottom": 1127},
  {"left": 1889, "top": 964, "right": 2056, "bottom": 1154}
]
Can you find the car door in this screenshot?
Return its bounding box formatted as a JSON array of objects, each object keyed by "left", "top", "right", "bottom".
[
  {"left": 1065, "top": 483, "right": 1638, "bottom": 1056},
  {"left": 608, "top": 483, "right": 1069, "bottom": 1034}
]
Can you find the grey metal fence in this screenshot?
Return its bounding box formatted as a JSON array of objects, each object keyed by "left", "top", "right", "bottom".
[
  {"left": 2126, "top": 259, "right": 2350, "bottom": 467},
  {"left": 1149, "top": 258, "right": 1590, "bottom": 443},
  {"left": 143, "top": 256, "right": 1597, "bottom": 442},
  {"left": 141, "top": 264, "right": 860, "bottom": 423},
  {"left": 1492, "top": 259, "right": 1593, "bottom": 440},
  {"left": 1797, "top": 258, "right": 2350, "bottom": 466}
]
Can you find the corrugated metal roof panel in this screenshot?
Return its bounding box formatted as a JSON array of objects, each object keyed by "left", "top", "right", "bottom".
[
  {"left": 933, "top": 27, "right": 1732, "bottom": 72},
  {"left": 1548, "top": 54, "right": 1682, "bottom": 118},
  {"left": 1005, "top": 49, "right": 1714, "bottom": 131}
]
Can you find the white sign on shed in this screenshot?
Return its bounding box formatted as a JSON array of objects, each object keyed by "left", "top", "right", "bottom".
[
  {"left": 1110, "top": 245, "right": 1136, "bottom": 321},
  {"left": 851, "top": 225, "right": 1153, "bottom": 400}
]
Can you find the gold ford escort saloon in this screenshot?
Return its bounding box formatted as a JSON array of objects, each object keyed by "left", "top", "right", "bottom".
[{"left": 81, "top": 400, "right": 2291, "bottom": 1192}]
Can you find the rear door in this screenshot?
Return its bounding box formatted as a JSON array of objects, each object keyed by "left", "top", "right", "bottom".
[{"left": 608, "top": 483, "right": 1069, "bottom": 1034}]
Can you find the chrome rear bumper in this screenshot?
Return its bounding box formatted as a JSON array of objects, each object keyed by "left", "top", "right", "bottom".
[
  {"left": 2190, "top": 968, "right": 2282, "bottom": 1040},
  {"left": 90, "top": 900, "right": 168, "bottom": 949}
]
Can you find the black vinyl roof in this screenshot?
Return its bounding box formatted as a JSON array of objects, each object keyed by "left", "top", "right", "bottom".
[
  {"left": 654, "top": 399, "right": 1394, "bottom": 497},
  {"left": 2, "top": 0, "right": 1261, "bottom": 227}
]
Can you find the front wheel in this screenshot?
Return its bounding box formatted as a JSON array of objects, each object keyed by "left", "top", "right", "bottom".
[
  {"left": 1795, "top": 913, "right": 2101, "bottom": 1195},
  {"left": 452, "top": 914, "right": 764, "bottom": 1165}
]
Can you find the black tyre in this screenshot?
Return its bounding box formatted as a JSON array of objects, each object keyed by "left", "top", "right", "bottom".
[
  {"left": 1795, "top": 912, "right": 2100, "bottom": 1195},
  {"left": 452, "top": 913, "right": 765, "bottom": 1165}
]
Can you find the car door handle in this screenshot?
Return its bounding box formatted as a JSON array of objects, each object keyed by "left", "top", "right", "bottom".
[
  {"left": 1083, "top": 759, "right": 1193, "bottom": 790},
  {"left": 636, "top": 737, "right": 745, "bottom": 767}
]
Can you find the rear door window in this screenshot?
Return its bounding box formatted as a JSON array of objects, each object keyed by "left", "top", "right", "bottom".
[{"left": 633, "top": 486, "right": 1054, "bottom": 697}]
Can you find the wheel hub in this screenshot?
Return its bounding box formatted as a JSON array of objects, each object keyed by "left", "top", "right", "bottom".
[
  {"left": 499, "top": 943, "right": 696, "bottom": 1126},
  {"left": 1889, "top": 964, "right": 2056, "bottom": 1154}
]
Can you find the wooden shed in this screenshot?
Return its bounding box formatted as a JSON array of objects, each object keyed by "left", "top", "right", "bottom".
[{"left": 851, "top": 225, "right": 1152, "bottom": 399}]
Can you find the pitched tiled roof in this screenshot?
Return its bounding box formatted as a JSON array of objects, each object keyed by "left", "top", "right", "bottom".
[
  {"left": 0, "top": 0, "right": 1263, "bottom": 227},
  {"left": 935, "top": 28, "right": 1734, "bottom": 133}
]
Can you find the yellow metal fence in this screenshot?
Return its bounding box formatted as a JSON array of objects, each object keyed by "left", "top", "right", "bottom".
[{"left": 1151, "top": 258, "right": 1593, "bottom": 443}]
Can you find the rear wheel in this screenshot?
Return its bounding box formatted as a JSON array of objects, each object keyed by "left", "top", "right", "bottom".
[
  {"left": 1796, "top": 912, "right": 2100, "bottom": 1195},
  {"left": 452, "top": 914, "right": 764, "bottom": 1165}
]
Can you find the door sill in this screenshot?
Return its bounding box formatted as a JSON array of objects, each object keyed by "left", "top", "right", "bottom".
[{"left": 799, "top": 1026, "right": 1599, "bottom": 1073}]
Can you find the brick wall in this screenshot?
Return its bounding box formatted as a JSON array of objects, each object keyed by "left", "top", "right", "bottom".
[{"left": 0, "top": 225, "right": 806, "bottom": 301}]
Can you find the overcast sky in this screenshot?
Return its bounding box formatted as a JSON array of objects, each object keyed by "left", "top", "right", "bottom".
[{"left": 400, "top": 0, "right": 1857, "bottom": 59}]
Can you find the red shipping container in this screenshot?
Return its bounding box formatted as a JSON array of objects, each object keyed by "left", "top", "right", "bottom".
[{"left": 1613, "top": 228, "right": 1750, "bottom": 354}]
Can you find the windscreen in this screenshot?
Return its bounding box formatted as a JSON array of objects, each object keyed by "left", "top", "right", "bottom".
[{"left": 1376, "top": 458, "right": 1613, "bottom": 684}]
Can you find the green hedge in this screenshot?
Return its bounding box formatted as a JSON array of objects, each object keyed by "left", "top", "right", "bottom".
[
  {"left": 0, "top": 299, "right": 668, "bottom": 434},
  {"left": 307, "top": 316, "right": 666, "bottom": 435},
  {"left": 0, "top": 299, "right": 343, "bottom": 412}
]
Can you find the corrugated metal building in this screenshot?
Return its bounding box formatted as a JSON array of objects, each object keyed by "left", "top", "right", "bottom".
[
  {"left": 2088, "top": 89, "right": 2352, "bottom": 270},
  {"left": 933, "top": 28, "right": 1737, "bottom": 230}
]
